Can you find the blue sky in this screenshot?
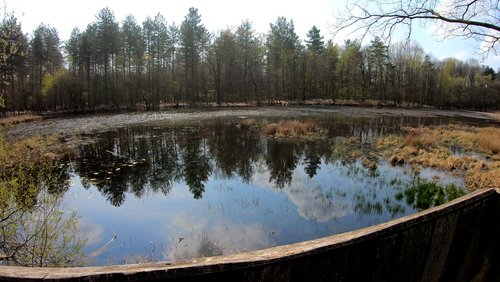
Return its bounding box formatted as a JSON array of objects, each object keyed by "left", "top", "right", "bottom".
[{"left": 5, "top": 0, "right": 500, "bottom": 70}]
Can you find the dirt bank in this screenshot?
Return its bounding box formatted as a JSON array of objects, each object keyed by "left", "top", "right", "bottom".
[{"left": 0, "top": 114, "right": 43, "bottom": 126}]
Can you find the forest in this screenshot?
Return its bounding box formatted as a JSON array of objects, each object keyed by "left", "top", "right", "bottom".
[{"left": 1, "top": 6, "right": 499, "bottom": 114}]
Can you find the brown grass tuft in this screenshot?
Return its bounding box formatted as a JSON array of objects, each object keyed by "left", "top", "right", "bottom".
[
  {"left": 262, "top": 120, "right": 323, "bottom": 138},
  {"left": 465, "top": 164, "right": 500, "bottom": 191},
  {"left": 403, "top": 132, "right": 438, "bottom": 149},
  {"left": 262, "top": 123, "right": 279, "bottom": 136},
  {"left": 477, "top": 127, "right": 500, "bottom": 154},
  {"left": 238, "top": 118, "right": 257, "bottom": 129}
]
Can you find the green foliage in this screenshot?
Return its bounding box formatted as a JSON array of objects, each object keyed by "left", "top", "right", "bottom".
[
  {"left": 337, "top": 40, "right": 364, "bottom": 100},
  {"left": 29, "top": 23, "right": 63, "bottom": 111},
  {"left": 306, "top": 26, "right": 324, "bottom": 53},
  {"left": 0, "top": 133, "right": 87, "bottom": 267},
  {"left": 482, "top": 66, "right": 496, "bottom": 80},
  {"left": 1, "top": 192, "right": 88, "bottom": 267},
  {"left": 43, "top": 70, "right": 84, "bottom": 111},
  {"left": 0, "top": 15, "right": 28, "bottom": 73},
  {"left": 404, "top": 179, "right": 466, "bottom": 211}
]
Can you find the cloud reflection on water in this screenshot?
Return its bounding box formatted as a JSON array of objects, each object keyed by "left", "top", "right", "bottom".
[{"left": 163, "top": 213, "right": 272, "bottom": 260}]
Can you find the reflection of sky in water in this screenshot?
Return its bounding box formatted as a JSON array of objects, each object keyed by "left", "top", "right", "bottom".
[{"left": 65, "top": 157, "right": 460, "bottom": 266}]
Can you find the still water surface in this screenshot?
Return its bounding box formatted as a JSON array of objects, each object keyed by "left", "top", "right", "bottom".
[{"left": 55, "top": 110, "right": 484, "bottom": 265}]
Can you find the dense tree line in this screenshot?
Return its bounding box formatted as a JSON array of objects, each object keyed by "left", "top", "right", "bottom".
[{"left": 1, "top": 7, "right": 499, "bottom": 114}]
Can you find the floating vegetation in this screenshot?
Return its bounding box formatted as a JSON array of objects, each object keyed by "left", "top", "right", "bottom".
[{"left": 79, "top": 156, "right": 149, "bottom": 187}]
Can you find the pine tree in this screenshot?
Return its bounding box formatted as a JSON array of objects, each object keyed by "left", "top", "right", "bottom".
[
  {"left": 367, "top": 36, "right": 388, "bottom": 101},
  {"left": 305, "top": 25, "right": 324, "bottom": 53},
  {"left": 180, "top": 7, "right": 208, "bottom": 105},
  {"left": 0, "top": 15, "right": 28, "bottom": 112},
  {"left": 95, "top": 7, "right": 121, "bottom": 106},
  {"left": 267, "top": 17, "right": 300, "bottom": 101},
  {"left": 305, "top": 26, "right": 325, "bottom": 99}
]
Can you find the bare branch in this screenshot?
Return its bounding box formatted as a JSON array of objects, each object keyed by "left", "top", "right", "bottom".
[
  {"left": 333, "top": 0, "right": 500, "bottom": 55},
  {"left": 427, "top": 9, "right": 500, "bottom": 32}
]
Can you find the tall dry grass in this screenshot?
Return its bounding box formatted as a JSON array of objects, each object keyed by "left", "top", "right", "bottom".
[
  {"left": 477, "top": 127, "right": 500, "bottom": 154},
  {"left": 378, "top": 125, "right": 500, "bottom": 190}
]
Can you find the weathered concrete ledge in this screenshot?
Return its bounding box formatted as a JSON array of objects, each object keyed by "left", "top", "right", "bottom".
[{"left": 1, "top": 188, "right": 499, "bottom": 281}]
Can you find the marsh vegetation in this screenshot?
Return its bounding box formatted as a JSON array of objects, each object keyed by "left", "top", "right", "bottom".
[{"left": 378, "top": 125, "right": 500, "bottom": 190}]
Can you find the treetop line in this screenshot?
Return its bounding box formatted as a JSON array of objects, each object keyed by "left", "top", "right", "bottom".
[{"left": 0, "top": 4, "right": 499, "bottom": 113}]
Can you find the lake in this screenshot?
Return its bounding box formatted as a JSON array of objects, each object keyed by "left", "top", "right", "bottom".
[{"left": 5, "top": 107, "right": 495, "bottom": 266}]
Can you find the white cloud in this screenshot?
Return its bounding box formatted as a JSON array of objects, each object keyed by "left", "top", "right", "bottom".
[{"left": 283, "top": 173, "right": 352, "bottom": 222}]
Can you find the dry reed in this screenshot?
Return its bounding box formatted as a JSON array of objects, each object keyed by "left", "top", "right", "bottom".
[{"left": 378, "top": 125, "right": 500, "bottom": 190}]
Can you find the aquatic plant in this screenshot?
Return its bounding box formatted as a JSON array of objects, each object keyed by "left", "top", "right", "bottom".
[{"left": 404, "top": 179, "right": 466, "bottom": 211}]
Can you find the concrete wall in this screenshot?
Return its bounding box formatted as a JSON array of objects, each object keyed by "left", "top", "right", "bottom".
[{"left": 1, "top": 188, "right": 499, "bottom": 282}]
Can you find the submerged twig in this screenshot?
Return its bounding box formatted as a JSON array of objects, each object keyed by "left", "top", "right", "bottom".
[{"left": 89, "top": 232, "right": 117, "bottom": 258}]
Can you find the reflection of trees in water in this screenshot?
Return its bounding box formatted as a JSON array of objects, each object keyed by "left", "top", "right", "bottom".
[
  {"left": 265, "top": 141, "right": 300, "bottom": 188},
  {"left": 321, "top": 115, "right": 439, "bottom": 140},
  {"left": 179, "top": 135, "right": 212, "bottom": 199},
  {"left": 207, "top": 122, "right": 259, "bottom": 183},
  {"left": 73, "top": 117, "right": 426, "bottom": 205},
  {"left": 76, "top": 128, "right": 182, "bottom": 206},
  {"left": 303, "top": 142, "right": 323, "bottom": 178}
]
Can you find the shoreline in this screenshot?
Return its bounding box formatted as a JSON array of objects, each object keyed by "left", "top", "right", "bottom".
[{"left": 1, "top": 104, "right": 499, "bottom": 127}]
